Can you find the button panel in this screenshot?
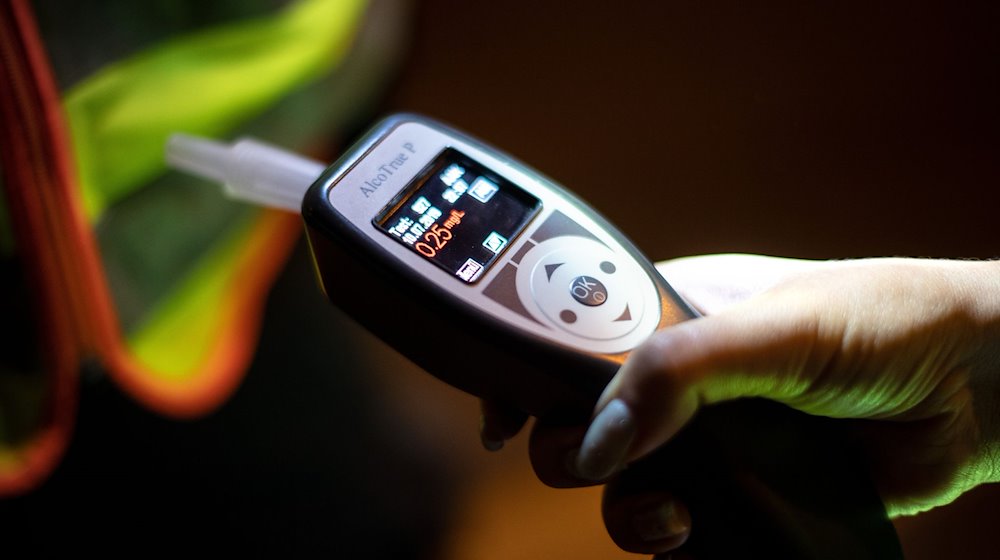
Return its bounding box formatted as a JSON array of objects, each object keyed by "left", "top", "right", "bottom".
[{"left": 514, "top": 236, "right": 659, "bottom": 346}]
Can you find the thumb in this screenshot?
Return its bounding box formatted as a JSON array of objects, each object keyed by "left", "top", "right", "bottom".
[{"left": 574, "top": 303, "right": 823, "bottom": 480}]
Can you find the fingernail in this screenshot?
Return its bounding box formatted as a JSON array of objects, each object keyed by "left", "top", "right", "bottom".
[
  {"left": 634, "top": 500, "right": 690, "bottom": 544},
  {"left": 574, "top": 399, "right": 636, "bottom": 481},
  {"left": 479, "top": 415, "right": 504, "bottom": 452},
  {"left": 481, "top": 434, "right": 504, "bottom": 452}
]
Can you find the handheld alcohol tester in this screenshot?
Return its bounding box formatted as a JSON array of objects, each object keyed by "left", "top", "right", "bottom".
[{"left": 167, "top": 114, "right": 902, "bottom": 558}]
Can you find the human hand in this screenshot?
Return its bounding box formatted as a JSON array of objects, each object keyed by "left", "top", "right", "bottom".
[{"left": 480, "top": 255, "right": 1000, "bottom": 555}]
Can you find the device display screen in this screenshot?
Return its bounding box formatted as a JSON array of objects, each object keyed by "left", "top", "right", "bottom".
[{"left": 375, "top": 148, "right": 541, "bottom": 283}]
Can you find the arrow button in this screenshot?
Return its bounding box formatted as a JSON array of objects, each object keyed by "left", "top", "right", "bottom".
[
  {"left": 613, "top": 305, "right": 632, "bottom": 322},
  {"left": 544, "top": 262, "right": 564, "bottom": 281}
]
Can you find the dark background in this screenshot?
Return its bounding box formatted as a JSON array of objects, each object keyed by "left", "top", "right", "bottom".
[
  {"left": 388, "top": 1, "right": 998, "bottom": 262},
  {"left": 4, "top": 1, "right": 998, "bottom": 558}
]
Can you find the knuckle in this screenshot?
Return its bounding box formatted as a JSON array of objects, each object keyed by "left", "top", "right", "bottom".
[{"left": 626, "top": 326, "right": 699, "bottom": 393}]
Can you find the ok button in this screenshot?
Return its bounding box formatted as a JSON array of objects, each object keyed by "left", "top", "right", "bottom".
[{"left": 569, "top": 275, "right": 608, "bottom": 307}]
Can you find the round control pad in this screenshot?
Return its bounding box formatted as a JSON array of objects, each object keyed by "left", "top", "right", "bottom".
[{"left": 515, "top": 236, "right": 659, "bottom": 343}]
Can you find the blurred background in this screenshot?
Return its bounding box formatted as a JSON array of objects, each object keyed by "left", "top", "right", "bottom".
[{"left": 3, "top": 0, "right": 998, "bottom": 557}]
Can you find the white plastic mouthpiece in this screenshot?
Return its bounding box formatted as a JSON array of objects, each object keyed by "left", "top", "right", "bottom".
[{"left": 166, "top": 133, "right": 326, "bottom": 212}]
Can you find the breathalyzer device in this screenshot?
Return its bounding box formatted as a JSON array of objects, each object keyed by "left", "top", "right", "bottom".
[
  {"left": 301, "top": 114, "right": 695, "bottom": 417},
  {"left": 166, "top": 114, "right": 902, "bottom": 559}
]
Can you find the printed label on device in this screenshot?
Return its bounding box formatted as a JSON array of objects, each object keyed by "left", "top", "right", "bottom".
[{"left": 374, "top": 148, "right": 541, "bottom": 283}]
